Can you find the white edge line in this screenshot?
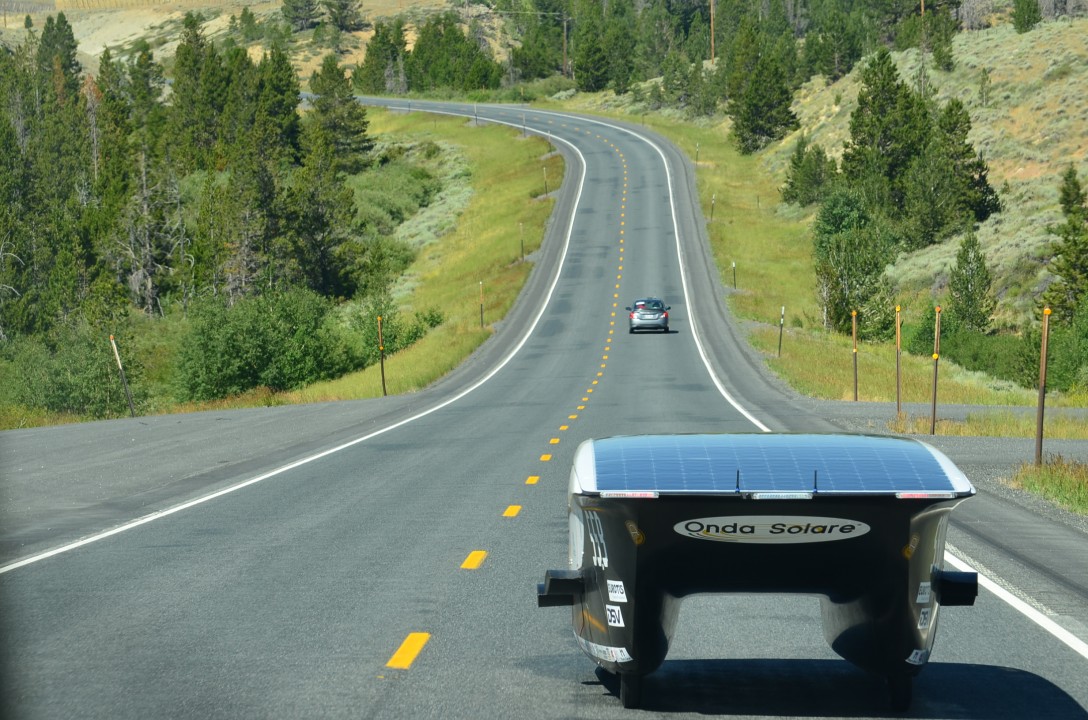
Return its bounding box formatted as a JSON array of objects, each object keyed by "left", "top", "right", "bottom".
[
  {"left": 0, "top": 110, "right": 589, "bottom": 576},
  {"left": 945, "top": 550, "right": 1088, "bottom": 661}
]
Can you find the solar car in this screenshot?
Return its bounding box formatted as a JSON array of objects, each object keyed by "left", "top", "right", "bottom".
[
  {"left": 538, "top": 433, "right": 978, "bottom": 711},
  {"left": 625, "top": 298, "right": 670, "bottom": 333}
]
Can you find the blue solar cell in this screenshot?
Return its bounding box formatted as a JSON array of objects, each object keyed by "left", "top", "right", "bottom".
[{"left": 589, "top": 434, "right": 972, "bottom": 495}]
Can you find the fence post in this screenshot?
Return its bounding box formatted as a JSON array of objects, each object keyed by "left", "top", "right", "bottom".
[
  {"left": 109, "top": 335, "right": 136, "bottom": 418},
  {"left": 1035, "top": 307, "right": 1051, "bottom": 465},
  {"left": 851, "top": 310, "right": 858, "bottom": 401},
  {"left": 777, "top": 306, "right": 785, "bottom": 358},
  {"left": 895, "top": 305, "right": 902, "bottom": 417},
  {"left": 930, "top": 306, "right": 942, "bottom": 435},
  {"left": 377, "top": 315, "right": 387, "bottom": 397}
]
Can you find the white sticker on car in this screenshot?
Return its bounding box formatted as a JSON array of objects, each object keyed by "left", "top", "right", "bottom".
[
  {"left": 916, "top": 582, "right": 932, "bottom": 604},
  {"left": 918, "top": 607, "right": 932, "bottom": 630},
  {"left": 606, "top": 605, "right": 624, "bottom": 627},
  {"left": 906, "top": 649, "right": 929, "bottom": 666},
  {"left": 576, "top": 635, "right": 633, "bottom": 663},
  {"left": 607, "top": 580, "right": 627, "bottom": 603}
]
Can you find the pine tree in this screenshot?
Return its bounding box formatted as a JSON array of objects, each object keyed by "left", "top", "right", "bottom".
[
  {"left": 256, "top": 45, "right": 301, "bottom": 164},
  {"left": 802, "top": 2, "right": 866, "bottom": 81},
  {"left": 633, "top": 0, "right": 677, "bottom": 81},
  {"left": 307, "top": 54, "right": 372, "bottom": 174},
  {"left": 36, "top": 12, "right": 81, "bottom": 98},
  {"left": 511, "top": 18, "right": 562, "bottom": 82},
  {"left": 930, "top": 11, "right": 956, "bottom": 72},
  {"left": 572, "top": 0, "right": 608, "bottom": 92},
  {"left": 282, "top": 0, "right": 319, "bottom": 32},
  {"left": 216, "top": 46, "right": 260, "bottom": 165},
  {"left": 949, "top": 230, "right": 995, "bottom": 332},
  {"left": 1043, "top": 165, "right": 1088, "bottom": 321},
  {"left": 604, "top": 6, "right": 634, "bottom": 95},
  {"left": 1012, "top": 0, "right": 1042, "bottom": 32},
  {"left": 321, "top": 0, "right": 360, "bottom": 32},
  {"left": 728, "top": 51, "right": 798, "bottom": 154},
  {"left": 935, "top": 98, "right": 1000, "bottom": 223},
  {"left": 405, "top": 13, "right": 501, "bottom": 92},
  {"left": 841, "top": 48, "right": 929, "bottom": 214},
  {"left": 782, "top": 133, "right": 838, "bottom": 206},
  {"left": 168, "top": 14, "right": 214, "bottom": 171},
  {"left": 354, "top": 19, "right": 407, "bottom": 94},
  {"left": 281, "top": 131, "right": 359, "bottom": 297}
]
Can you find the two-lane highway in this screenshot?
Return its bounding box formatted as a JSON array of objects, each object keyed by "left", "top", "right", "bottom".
[{"left": 2, "top": 102, "right": 1086, "bottom": 718}]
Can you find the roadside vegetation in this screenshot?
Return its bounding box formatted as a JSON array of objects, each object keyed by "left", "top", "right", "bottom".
[
  {"left": 1012, "top": 456, "right": 1088, "bottom": 515},
  {"left": 2, "top": 0, "right": 1085, "bottom": 504}
]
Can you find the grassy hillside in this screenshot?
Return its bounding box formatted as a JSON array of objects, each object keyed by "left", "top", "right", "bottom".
[{"left": 769, "top": 18, "right": 1088, "bottom": 329}]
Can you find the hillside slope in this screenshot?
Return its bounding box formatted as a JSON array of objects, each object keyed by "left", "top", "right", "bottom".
[{"left": 770, "top": 18, "right": 1088, "bottom": 326}]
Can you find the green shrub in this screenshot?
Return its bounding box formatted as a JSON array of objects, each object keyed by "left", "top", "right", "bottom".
[
  {"left": 350, "top": 294, "right": 444, "bottom": 367},
  {"left": 175, "top": 289, "right": 354, "bottom": 401},
  {"left": 942, "top": 329, "right": 1027, "bottom": 385},
  {"left": 2, "top": 320, "right": 145, "bottom": 418}
]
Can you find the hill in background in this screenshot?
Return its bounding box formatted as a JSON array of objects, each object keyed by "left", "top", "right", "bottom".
[
  {"left": 769, "top": 17, "right": 1087, "bottom": 328},
  {"left": 4, "top": 2, "right": 1083, "bottom": 327}
]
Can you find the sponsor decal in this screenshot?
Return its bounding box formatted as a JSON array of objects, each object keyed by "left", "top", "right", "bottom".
[
  {"left": 916, "top": 582, "right": 932, "bottom": 604},
  {"left": 906, "top": 649, "right": 929, "bottom": 666},
  {"left": 918, "top": 607, "right": 932, "bottom": 630},
  {"left": 673, "top": 516, "right": 870, "bottom": 544},
  {"left": 576, "top": 635, "right": 633, "bottom": 663},
  {"left": 607, "top": 580, "right": 628, "bottom": 603},
  {"left": 606, "top": 605, "right": 624, "bottom": 627},
  {"left": 625, "top": 520, "right": 645, "bottom": 545},
  {"left": 587, "top": 511, "right": 609, "bottom": 568}
]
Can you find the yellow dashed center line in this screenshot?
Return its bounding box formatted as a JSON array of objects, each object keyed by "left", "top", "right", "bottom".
[
  {"left": 541, "top": 454, "right": 552, "bottom": 461},
  {"left": 550, "top": 437, "right": 560, "bottom": 444},
  {"left": 503, "top": 505, "right": 522, "bottom": 517},
  {"left": 526, "top": 475, "right": 540, "bottom": 485},
  {"left": 559, "top": 425, "right": 569, "bottom": 431},
  {"left": 461, "top": 551, "right": 488, "bottom": 569},
  {"left": 387, "top": 633, "right": 431, "bottom": 669}
]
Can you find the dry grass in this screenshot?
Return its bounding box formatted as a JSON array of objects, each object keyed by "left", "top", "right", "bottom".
[
  {"left": 1009, "top": 455, "right": 1088, "bottom": 514},
  {"left": 888, "top": 410, "right": 1088, "bottom": 439}
]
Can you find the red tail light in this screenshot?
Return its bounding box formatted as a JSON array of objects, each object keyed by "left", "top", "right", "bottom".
[
  {"left": 662, "top": 311, "right": 668, "bottom": 319},
  {"left": 629, "top": 312, "right": 635, "bottom": 319}
]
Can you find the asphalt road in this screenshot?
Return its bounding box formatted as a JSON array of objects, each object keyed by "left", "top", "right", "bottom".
[{"left": 1, "top": 103, "right": 1086, "bottom": 719}]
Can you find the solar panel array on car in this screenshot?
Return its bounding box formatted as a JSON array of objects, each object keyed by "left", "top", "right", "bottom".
[{"left": 589, "top": 434, "right": 971, "bottom": 495}]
